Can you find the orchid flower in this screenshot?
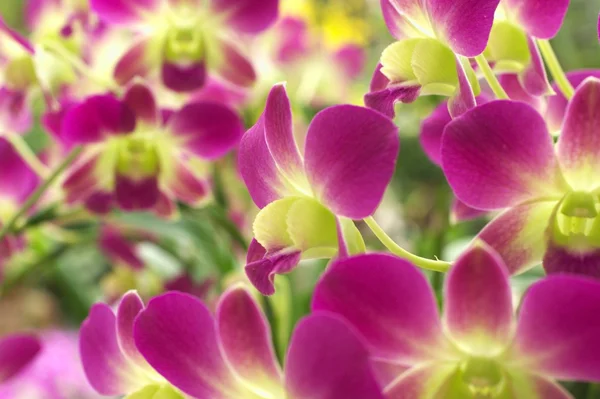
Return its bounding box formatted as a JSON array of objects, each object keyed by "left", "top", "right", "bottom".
[
  {"left": 130, "top": 285, "right": 384, "bottom": 398},
  {"left": 80, "top": 291, "right": 181, "bottom": 397},
  {"left": 313, "top": 244, "right": 600, "bottom": 398},
  {"left": 239, "top": 84, "right": 399, "bottom": 295},
  {"left": 0, "top": 334, "right": 40, "bottom": 383},
  {"left": 90, "top": 0, "right": 279, "bottom": 92},
  {"left": 60, "top": 83, "right": 243, "bottom": 216},
  {"left": 442, "top": 77, "right": 600, "bottom": 278},
  {"left": 484, "top": 0, "right": 570, "bottom": 96},
  {"left": 364, "top": 0, "right": 501, "bottom": 118}
]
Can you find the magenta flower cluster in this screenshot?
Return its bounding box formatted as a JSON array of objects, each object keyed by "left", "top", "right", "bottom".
[{"left": 0, "top": 0, "right": 600, "bottom": 398}]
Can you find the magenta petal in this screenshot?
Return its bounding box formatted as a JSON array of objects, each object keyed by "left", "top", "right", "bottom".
[
  {"left": 519, "top": 36, "right": 553, "bottom": 96},
  {"left": 168, "top": 101, "right": 243, "bottom": 160},
  {"left": 123, "top": 83, "right": 158, "bottom": 125},
  {"left": 90, "top": 0, "right": 160, "bottom": 24},
  {"left": 546, "top": 70, "right": 600, "bottom": 133},
  {"left": 543, "top": 242, "right": 600, "bottom": 278},
  {"left": 447, "top": 56, "right": 477, "bottom": 117},
  {"left": 116, "top": 291, "right": 145, "bottom": 364},
  {"left": 510, "top": 275, "right": 600, "bottom": 381},
  {"left": 245, "top": 250, "right": 301, "bottom": 296},
  {"left": 384, "top": 363, "right": 457, "bottom": 399},
  {"left": 498, "top": 74, "right": 544, "bottom": 109},
  {"left": 161, "top": 61, "right": 206, "bottom": 92},
  {"left": 504, "top": 0, "right": 569, "bottom": 39},
  {"left": 86, "top": 192, "right": 114, "bottom": 214},
  {"left": 80, "top": 304, "right": 139, "bottom": 395},
  {"left": 162, "top": 160, "right": 209, "bottom": 205},
  {"left": 115, "top": 175, "right": 161, "bottom": 211},
  {"left": 285, "top": 313, "right": 385, "bottom": 399},
  {"left": 450, "top": 197, "right": 486, "bottom": 223},
  {"left": 304, "top": 105, "right": 399, "bottom": 219},
  {"left": 364, "top": 84, "right": 421, "bottom": 119},
  {"left": 99, "top": 227, "right": 143, "bottom": 269},
  {"left": 0, "top": 138, "right": 39, "bottom": 203},
  {"left": 312, "top": 254, "right": 449, "bottom": 364},
  {"left": 0, "top": 17, "right": 34, "bottom": 54},
  {"left": 216, "top": 41, "right": 256, "bottom": 87},
  {"left": 429, "top": 0, "right": 500, "bottom": 56},
  {"left": 239, "top": 116, "right": 287, "bottom": 208},
  {"left": 63, "top": 155, "right": 104, "bottom": 205},
  {"left": 211, "top": 0, "right": 278, "bottom": 34},
  {"left": 216, "top": 287, "right": 282, "bottom": 389},
  {"left": 0, "top": 88, "right": 32, "bottom": 134},
  {"left": 0, "top": 335, "right": 40, "bottom": 383},
  {"left": 420, "top": 101, "right": 451, "bottom": 166},
  {"left": 263, "top": 84, "right": 303, "bottom": 182},
  {"left": 442, "top": 100, "right": 565, "bottom": 210},
  {"left": 134, "top": 292, "right": 241, "bottom": 398},
  {"left": 444, "top": 244, "right": 514, "bottom": 352},
  {"left": 334, "top": 45, "right": 366, "bottom": 80},
  {"left": 114, "top": 38, "right": 157, "bottom": 86},
  {"left": 556, "top": 77, "right": 600, "bottom": 190}
]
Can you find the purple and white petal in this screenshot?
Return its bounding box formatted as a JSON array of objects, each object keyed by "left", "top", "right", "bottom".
[
  {"left": 245, "top": 249, "right": 301, "bottom": 296},
  {"left": 364, "top": 84, "right": 421, "bottom": 119},
  {"left": 0, "top": 335, "right": 40, "bottom": 383},
  {"left": 503, "top": 0, "right": 569, "bottom": 39},
  {"left": 211, "top": 0, "right": 278, "bottom": 34},
  {"left": 91, "top": 0, "right": 162, "bottom": 25}
]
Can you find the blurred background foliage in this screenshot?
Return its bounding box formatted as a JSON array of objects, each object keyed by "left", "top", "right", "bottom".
[{"left": 0, "top": 0, "right": 599, "bottom": 396}]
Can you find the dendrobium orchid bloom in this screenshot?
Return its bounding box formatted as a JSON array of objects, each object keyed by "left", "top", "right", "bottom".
[
  {"left": 60, "top": 83, "right": 243, "bottom": 216},
  {"left": 131, "top": 286, "right": 384, "bottom": 399},
  {"left": 484, "top": 0, "right": 570, "bottom": 95},
  {"left": 313, "top": 245, "right": 600, "bottom": 398},
  {"left": 80, "top": 291, "right": 180, "bottom": 397},
  {"left": 365, "top": 0, "right": 501, "bottom": 118},
  {"left": 91, "top": 0, "right": 279, "bottom": 92},
  {"left": 239, "top": 84, "right": 399, "bottom": 295},
  {"left": 442, "top": 77, "right": 600, "bottom": 278},
  {"left": 0, "top": 334, "right": 40, "bottom": 383}
]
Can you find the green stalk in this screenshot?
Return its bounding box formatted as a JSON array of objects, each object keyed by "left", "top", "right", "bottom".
[
  {"left": 537, "top": 39, "right": 575, "bottom": 100},
  {"left": 474, "top": 54, "right": 509, "bottom": 99}
]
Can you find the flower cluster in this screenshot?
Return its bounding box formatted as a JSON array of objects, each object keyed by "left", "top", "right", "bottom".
[{"left": 1, "top": 0, "right": 600, "bottom": 398}]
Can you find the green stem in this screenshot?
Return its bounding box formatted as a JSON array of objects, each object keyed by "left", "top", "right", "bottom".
[
  {"left": 537, "top": 39, "right": 574, "bottom": 100},
  {"left": 364, "top": 216, "right": 451, "bottom": 272},
  {"left": 5, "top": 133, "right": 50, "bottom": 178},
  {"left": 474, "top": 54, "right": 509, "bottom": 99},
  {"left": 0, "top": 146, "right": 82, "bottom": 241}
]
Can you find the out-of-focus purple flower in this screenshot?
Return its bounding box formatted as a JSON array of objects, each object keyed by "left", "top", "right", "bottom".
[
  {"left": 0, "top": 334, "right": 40, "bottom": 384},
  {"left": 365, "top": 0, "right": 501, "bottom": 118},
  {"left": 442, "top": 77, "right": 600, "bottom": 278},
  {"left": 60, "top": 83, "right": 243, "bottom": 216},
  {"left": 99, "top": 225, "right": 145, "bottom": 270},
  {"left": 314, "top": 245, "right": 600, "bottom": 397},
  {"left": 131, "top": 285, "right": 384, "bottom": 398},
  {"left": 238, "top": 84, "right": 399, "bottom": 294},
  {"left": 90, "top": 0, "right": 279, "bottom": 92},
  {"left": 0, "top": 331, "right": 101, "bottom": 398}
]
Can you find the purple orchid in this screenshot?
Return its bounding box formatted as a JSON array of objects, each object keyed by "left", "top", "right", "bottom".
[
  {"left": 90, "top": 0, "right": 279, "bottom": 92},
  {"left": 485, "top": 0, "right": 570, "bottom": 96},
  {"left": 60, "top": 83, "right": 243, "bottom": 216},
  {"left": 239, "top": 84, "right": 399, "bottom": 295},
  {"left": 365, "top": 0, "right": 501, "bottom": 118},
  {"left": 0, "top": 334, "right": 40, "bottom": 383},
  {"left": 313, "top": 244, "right": 600, "bottom": 398},
  {"left": 442, "top": 77, "right": 600, "bottom": 278},
  {"left": 130, "top": 285, "right": 384, "bottom": 398}
]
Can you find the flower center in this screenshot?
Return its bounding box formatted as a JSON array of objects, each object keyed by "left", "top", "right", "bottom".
[
  {"left": 551, "top": 191, "right": 600, "bottom": 252},
  {"left": 459, "top": 356, "right": 505, "bottom": 397},
  {"left": 115, "top": 137, "right": 160, "bottom": 181}
]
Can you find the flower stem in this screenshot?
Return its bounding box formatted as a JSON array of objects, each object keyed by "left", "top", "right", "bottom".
[
  {"left": 474, "top": 54, "right": 508, "bottom": 99},
  {"left": 537, "top": 39, "right": 575, "bottom": 100},
  {"left": 0, "top": 146, "right": 82, "bottom": 241},
  {"left": 364, "top": 216, "right": 451, "bottom": 272},
  {"left": 5, "top": 133, "right": 50, "bottom": 179}
]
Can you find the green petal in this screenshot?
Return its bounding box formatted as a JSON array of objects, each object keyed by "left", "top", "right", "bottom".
[
  {"left": 253, "top": 197, "right": 300, "bottom": 251},
  {"left": 412, "top": 39, "right": 457, "bottom": 88},
  {"left": 380, "top": 39, "right": 420, "bottom": 83},
  {"left": 484, "top": 22, "right": 530, "bottom": 73},
  {"left": 287, "top": 198, "right": 337, "bottom": 252}
]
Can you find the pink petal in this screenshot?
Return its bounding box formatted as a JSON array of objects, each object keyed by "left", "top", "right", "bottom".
[
  {"left": 238, "top": 116, "right": 289, "bottom": 208},
  {"left": 447, "top": 55, "right": 477, "bottom": 117},
  {"left": 546, "top": 70, "right": 600, "bottom": 133},
  {"left": 509, "top": 275, "right": 600, "bottom": 381},
  {"left": 506, "top": 373, "right": 572, "bottom": 399},
  {"left": 216, "top": 287, "right": 282, "bottom": 391},
  {"left": 134, "top": 292, "right": 243, "bottom": 398},
  {"left": 504, "top": 0, "right": 569, "bottom": 39},
  {"left": 114, "top": 37, "right": 159, "bottom": 87},
  {"left": 427, "top": 0, "right": 500, "bottom": 56},
  {"left": 450, "top": 197, "right": 486, "bottom": 223},
  {"left": 245, "top": 248, "right": 301, "bottom": 296},
  {"left": 519, "top": 36, "right": 553, "bottom": 96},
  {"left": 99, "top": 227, "right": 144, "bottom": 269},
  {"left": 304, "top": 105, "right": 399, "bottom": 219},
  {"left": 0, "top": 335, "right": 40, "bottom": 383},
  {"left": 123, "top": 83, "right": 158, "bottom": 125},
  {"left": 211, "top": 0, "right": 278, "bottom": 34},
  {"left": 263, "top": 84, "right": 304, "bottom": 183},
  {"left": 498, "top": 74, "right": 544, "bottom": 109},
  {"left": 161, "top": 61, "right": 206, "bottom": 92},
  {"left": 215, "top": 41, "right": 256, "bottom": 88},
  {"left": 0, "top": 138, "right": 39, "bottom": 204},
  {"left": 334, "top": 45, "right": 366, "bottom": 80},
  {"left": 312, "top": 254, "right": 451, "bottom": 364},
  {"left": 556, "top": 77, "right": 600, "bottom": 190},
  {"left": 80, "top": 304, "right": 141, "bottom": 395},
  {"left": 478, "top": 201, "right": 557, "bottom": 275},
  {"left": 161, "top": 159, "right": 209, "bottom": 205},
  {"left": 543, "top": 241, "right": 600, "bottom": 279},
  {"left": 91, "top": 0, "right": 161, "bottom": 24},
  {"left": 285, "top": 313, "right": 385, "bottom": 399},
  {"left": 168, "top": 101, "right": 243, "bottom": 160},
  {"left": 63, "top": 155, "right": 105, "bottom": 205},
  {"left": 116, "top": 291, "right": 145, "bottom": 365},
  {"left": 384, "top": 363, "right": 458, "bottom": 398},
  {"left": 419, "top": 101, "right": 451, "bottom": 166},
  {"left": 442, "top": 100, "right": 566, "bottom": 210},
  {"left": 0, "top": 87, "right": 32, "bottom": 134},
  {"left": 115, "top": 175, "right": 161, "bottom": 211},
  {"left": 380, "top": 0, "right": 430, "bottom": 40},
  {"left": 364, "top": 84, "right": 421, "bottom": 119},
  {"left": 0, "top": 17, "right": 34, "bottom": 54},
  {"left": 444, "top": 244, "right": 514, "bottom": 353}
]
